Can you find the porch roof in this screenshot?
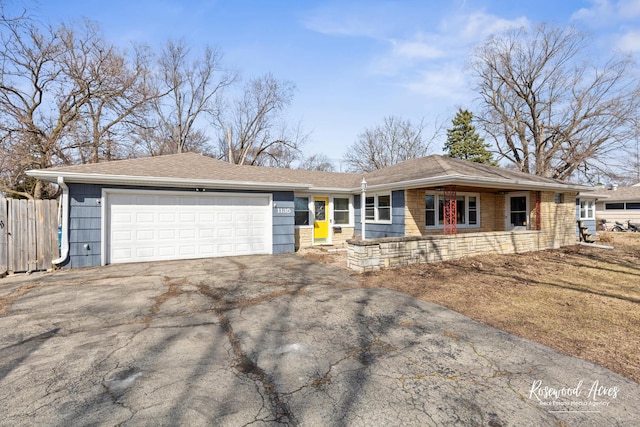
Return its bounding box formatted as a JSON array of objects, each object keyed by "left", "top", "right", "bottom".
[{"left": 362, "top": 156, "right": 589, "bottom": 192}]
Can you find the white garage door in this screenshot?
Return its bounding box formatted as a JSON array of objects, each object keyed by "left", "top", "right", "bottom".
[{"left": 106, "top": 191, "right": 272, "bottom": 264}]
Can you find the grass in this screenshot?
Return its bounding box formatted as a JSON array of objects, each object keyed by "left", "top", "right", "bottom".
[{"left": 348, "top": 233, "right": 640, "bottom": 383}]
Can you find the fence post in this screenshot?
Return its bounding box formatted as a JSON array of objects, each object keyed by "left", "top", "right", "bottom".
[
  {"left": 0, "top": 199, "right": 7, "bottom": 275},
  {"left": 27, "top": 199, "right": 37, "bottom": 272},
  {"left": 35, "top": 200, "right": 58, "bottom": 271}
]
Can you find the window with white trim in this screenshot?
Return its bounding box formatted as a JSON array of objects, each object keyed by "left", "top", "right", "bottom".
[
  {"left": 425, "top": 193, "right": 480, "bottom": 228},
  {"left": 294, "top": 197, "right": 310, "bottom": 226},
  {"left": 365, "top": 194, "right": 392, "bottom": 223},
  {"left": 333, "top": 197, "right": 351, "bottom": 225},
  {"left": 579, "top": 200, "right": 595, "bottom": 220}
]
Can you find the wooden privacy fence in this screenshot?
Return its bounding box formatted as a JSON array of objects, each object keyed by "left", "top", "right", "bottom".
[{"left": 1, "top": 198, "right": 59, "bottom": 275}]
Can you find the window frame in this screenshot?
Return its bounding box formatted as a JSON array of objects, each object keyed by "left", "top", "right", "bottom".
[
  {"left": 605, "top": 202, "right": 625, "bottom": 210},
  {"left": 364, "top": 193, "right": 393, "bottom": 224},
  {"left": 506, "top": 192, "right": 529, "bottom": 231},
  {"left": 294, "top": 196, "right": 311, "bottom": 227},
  {"left": 295, "top": 194, "right": 355, "bottom": 228},
  {"left": 425, "top": 192, "right": 481, "bottom": 229},
  {"left": 332, "top": 196, "right": 353, "bottom": 226},
  {"left": 579, "top": 200, "right": 596, "bottom": 220}
]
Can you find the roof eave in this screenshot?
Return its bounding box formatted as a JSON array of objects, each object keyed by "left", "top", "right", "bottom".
[
  {"left": 578, "top": 192, "right": 610, "bottom": 199},
  {"left": 306, "top": 186, "right": 356, "bottom": 193},
  {"left": 26, "top": 171, "right": 312, "bottom": 191},
  {"left": 355, "top": 175, "right": 590, "bottom": 192}
]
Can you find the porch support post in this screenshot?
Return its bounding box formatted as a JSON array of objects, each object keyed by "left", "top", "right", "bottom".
[
  {"left": 444, "top": 185, "right": 457, "bottom": 235},
  {"left": 535, "top": 191, "right": 541, "bottom": 230},
  {"left": 360, "top": 177, "right": 367, "bottom": 240}
]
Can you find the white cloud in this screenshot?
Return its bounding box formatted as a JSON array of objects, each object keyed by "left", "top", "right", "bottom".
[
  {"left": 571, "top": 0, "right": 615, "bottom": 26},
  {"left": 572, "top": 0, "right": 640, "bottom": 25},
  {"left": 457, "top": 12, "right": 529, "bottom": 41},
  {"left": 301, "top": 2, "right": 403, "bottom": 39},
  {"left": 616, "top": 0, "right": 640, "bottom": 17},
  {"left": 369, "top": 11, "right": 527, "bottom": 93},
  {"left": 392, "top": 39, "right": 445, "bottom": 60},
  {"left": 616, "top": 28, "right": 640, "bottom": 51},
  {"left": 303, "top": 14, "right": 382, "bottom": 38},
  {"left": 303, "top": 4, "right": 531, "bottom": 102},
  {"left": 571, "top": 0, "right": 640, "bottom": 56},
  {"left": 402, "top": 66, "right": 470, "bottom": 101},
  {"left": 367, "top": 33, "right": 451, "bottom": 77}
]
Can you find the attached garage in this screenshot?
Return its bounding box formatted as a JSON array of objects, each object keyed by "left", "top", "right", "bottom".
[
  {"left": 104, "top": 190, "right": 272, "bottom": 264},
  {"left": 25, "top": 152, "right": 327, "bottom": 268}
]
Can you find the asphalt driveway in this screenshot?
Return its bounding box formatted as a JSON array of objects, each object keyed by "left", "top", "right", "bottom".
[{"left": 0, "top": 254, "right": 638, "bottom": 426}]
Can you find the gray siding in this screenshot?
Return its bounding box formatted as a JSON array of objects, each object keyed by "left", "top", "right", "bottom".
[
  {"left": 66, "top": 184, "right": 102, "bottom": 268},
  {"left": 64, "top": 184, "right": 296, "bottom": 268},
  {"left": 354, "top": 190, "right": 405, "bottom": 238},
  {"left": 272, "top": 191, "right": 295, "bottom": 254}
]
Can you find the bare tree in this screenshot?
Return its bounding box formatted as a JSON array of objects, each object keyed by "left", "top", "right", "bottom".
[
  {"left": 139, "top": 40, "right": 235, "bottom": 156},
  {"left": 60, "top": 21, "right": 156, "bottom": 163},
  {"left": 0, "top": 12, "right": 161, "bottom": 198},
  {"left": 297, "top": 153, "right": 336, "bottom": 172},
  {"left": 0, "top": 15, "right": 86, "bottom": 198},
  {"left": 216, "top": 73, "right": 299, "bottom": 165},
  {"left": 343, "top": 116, "right": 433, "bottom": 172},
  {"left": 615, "top": 127, "right": 640, "bottom": 185},
  {"left": 472, "top": 23, "right": 640, "bottom": 180}
]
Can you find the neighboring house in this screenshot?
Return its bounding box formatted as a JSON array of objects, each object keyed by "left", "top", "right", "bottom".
[
  {"left": 575, "top": 191, "right": 608, "bottom": 237},
  {"left": 27, "top": 153, "right": 589, "bottom": 269},
  {"left": 592, "top": 184, "right": 640, "bottom": 229}
]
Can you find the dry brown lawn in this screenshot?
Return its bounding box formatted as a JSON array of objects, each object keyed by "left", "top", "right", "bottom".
[{"left": 301, "top": 233, "right": 640, "bottom": 383}]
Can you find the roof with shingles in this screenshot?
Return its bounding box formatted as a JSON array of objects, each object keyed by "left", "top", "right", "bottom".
[
  {"left": 592, "top": 186, "right": 640, "bottom": 202},
  {"left": 362, "top": 155, "right": 569, "bottom": 187},
  {"left": 27, "top": 152, "right": 586, "bottom": 192},
  {"left": 32, "top": 152, "right": 360, "bottom": 188}
]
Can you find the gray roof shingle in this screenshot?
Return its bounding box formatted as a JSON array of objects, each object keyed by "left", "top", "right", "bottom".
[
  {"left": 28, "top": 152, "right": 585, "bottom": 191},
  {"left": 592, "top": 186, "right": 640, "bottom": 202}
]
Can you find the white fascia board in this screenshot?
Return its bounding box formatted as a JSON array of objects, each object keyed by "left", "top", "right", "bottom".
[
  {"left": 578, "top": 192, "right": 610, "bottom": 199},
  {"left": 307, "top": 187, "right": 356, "bottom": 194},
  {"left": 352, "top": 175, "right": 592, "bottom": 193},
  {"left": 26, "top": 170, "right": 312, "bottom": 191}
]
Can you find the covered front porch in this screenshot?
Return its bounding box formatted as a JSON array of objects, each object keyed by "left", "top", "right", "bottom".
[
  {"left": 348, "top": 230, "right": 554, "bottom": 272},
  {"left": 348, "top": 186, "right": 577, "bottom": 272},
  {"left": 403, "top": 186, "right": 570, "bottom": 236}
]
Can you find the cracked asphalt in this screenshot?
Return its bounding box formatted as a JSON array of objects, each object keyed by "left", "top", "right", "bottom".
[{"left": 0, "top": 254, "right": 638, "bottom": 426}]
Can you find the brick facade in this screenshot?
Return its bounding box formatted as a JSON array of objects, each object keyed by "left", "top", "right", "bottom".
[
  {"left": 349, "top": 190, "right": 577, "bottom": 272},
  {"left": 295, "top": 226, "right": 355, "bottom": 249}
]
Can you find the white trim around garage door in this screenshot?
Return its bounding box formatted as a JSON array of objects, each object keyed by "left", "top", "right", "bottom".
[{"left": 101, "top": 188, "right": 273, "bottom": 265}]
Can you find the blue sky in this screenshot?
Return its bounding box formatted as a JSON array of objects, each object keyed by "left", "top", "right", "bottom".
[{"left": 17, "top": 0, "right": 640, "bottom": 167}]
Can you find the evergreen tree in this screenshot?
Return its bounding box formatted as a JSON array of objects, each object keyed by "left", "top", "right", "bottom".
[{"left": 444, "top": 109, "right": 496, "bottom": 165}]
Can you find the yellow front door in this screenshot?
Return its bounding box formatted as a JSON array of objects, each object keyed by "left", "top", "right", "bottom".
[{"left": 313, "top": 197, "right": 329, "bottom": 242}]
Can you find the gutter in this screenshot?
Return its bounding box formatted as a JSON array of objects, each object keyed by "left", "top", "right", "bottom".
[
  {"left": 27, "top": 169, "right": 592, "bottom": 195},
  {"left": 26, "top": 171, "right": 313, "bottom": 192},
  {"left": 350, "top": 175, "right": 592, "bottom": 193},
  {"left": 53, "top": 176, "right": 69, "bottom": 266}
]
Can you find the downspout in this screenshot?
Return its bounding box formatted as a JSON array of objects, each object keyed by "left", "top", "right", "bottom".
[{"left": 53, "top": 176, "right": 69, "bottom": 266}]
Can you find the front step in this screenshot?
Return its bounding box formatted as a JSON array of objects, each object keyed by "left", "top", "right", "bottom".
[{"left": 578, "top": 221, "right": 599, "bottom": 243}]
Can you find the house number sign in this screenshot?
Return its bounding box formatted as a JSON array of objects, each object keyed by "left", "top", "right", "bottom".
[{"left": 276, "top": 208, "right": 292, "bottom": 214}]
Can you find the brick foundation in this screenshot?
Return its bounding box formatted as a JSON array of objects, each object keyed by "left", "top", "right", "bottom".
[{"left": 347, "top": 230, "right": 574, "bottom": 273}]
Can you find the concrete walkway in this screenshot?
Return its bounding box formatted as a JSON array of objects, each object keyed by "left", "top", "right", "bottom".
[{"left": 0, "top": 254, "right": 638, "bottom": 426}]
